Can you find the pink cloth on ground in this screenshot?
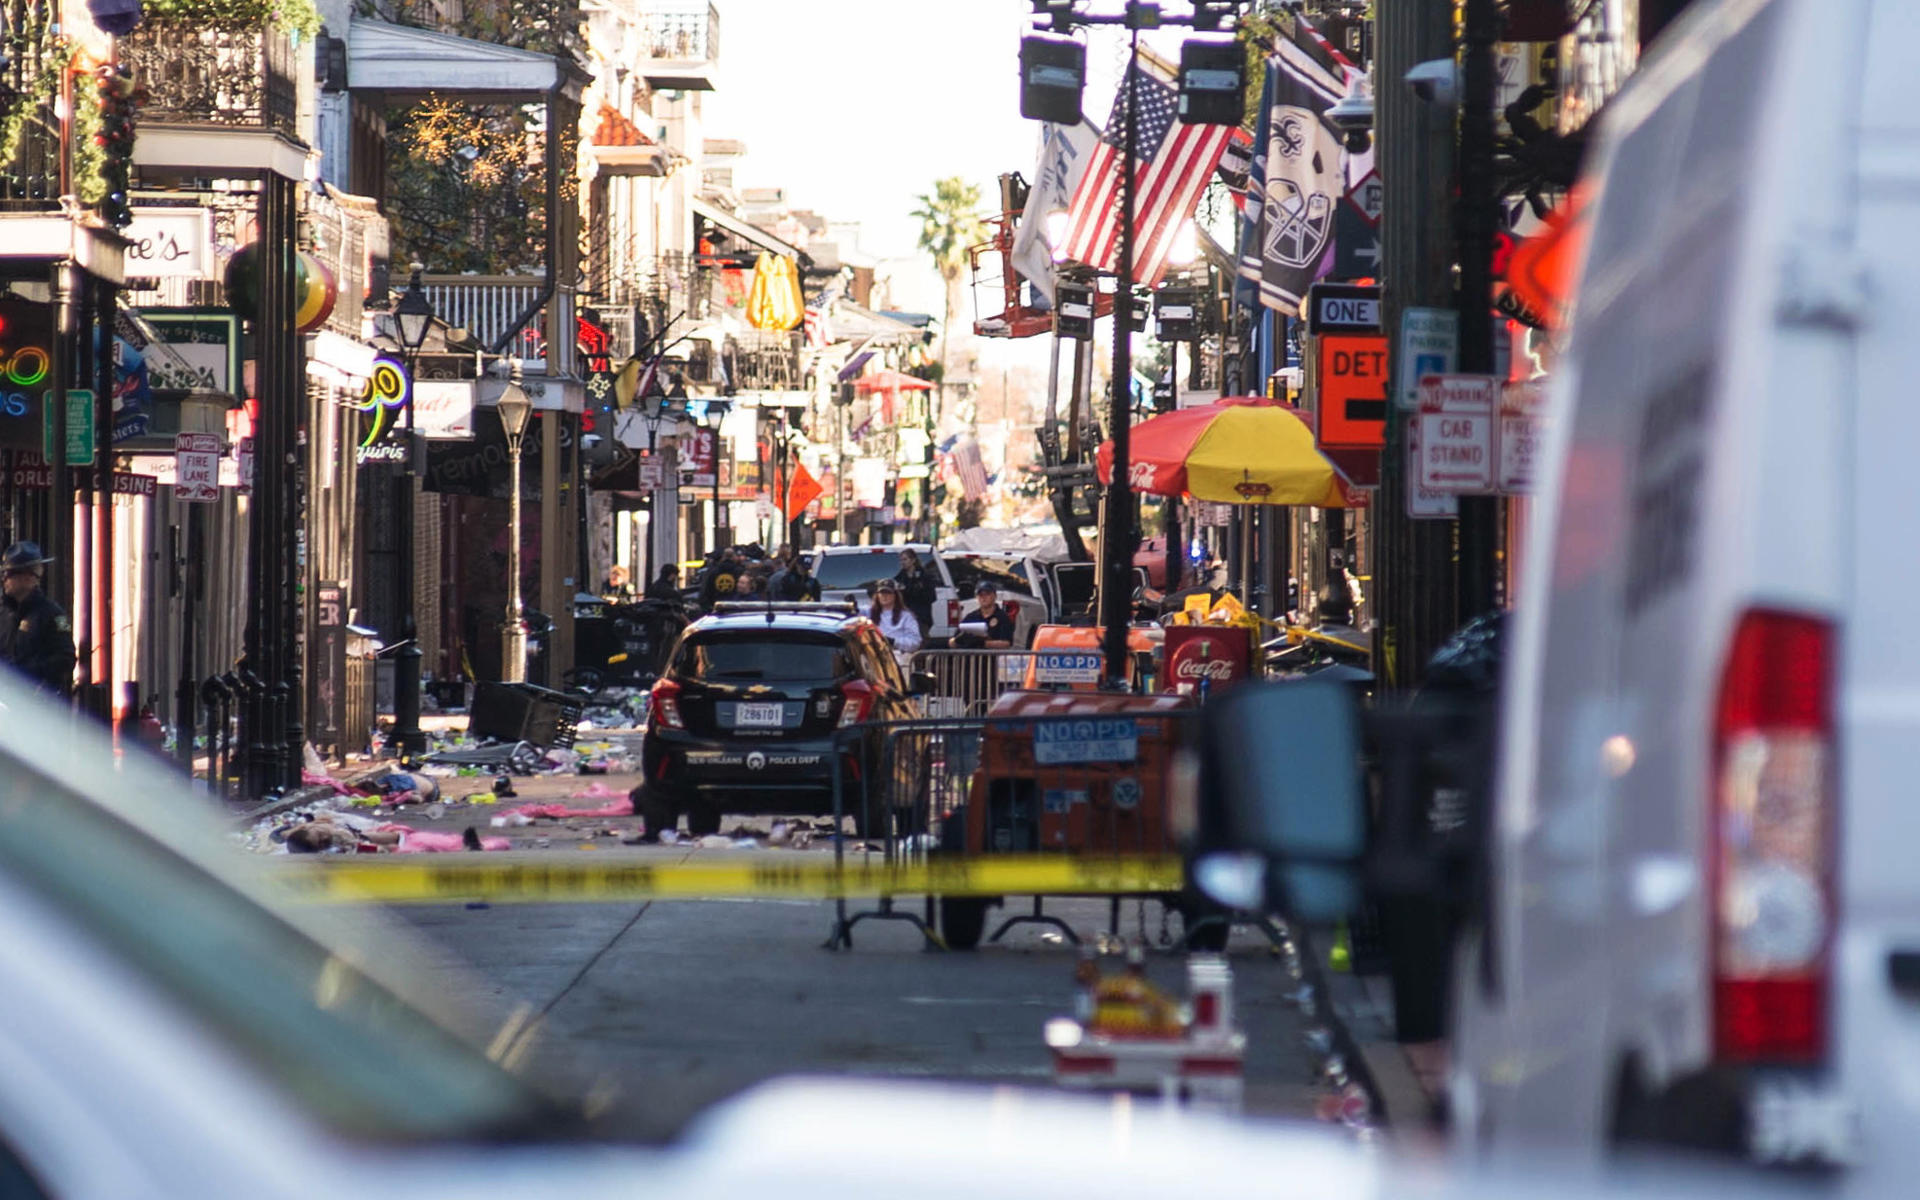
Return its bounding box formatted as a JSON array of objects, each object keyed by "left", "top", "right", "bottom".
[
  {"left": 300, "top": 770, "right": 358, "bottom": 796},
  {"left": 380, "top": 825, "right": 511, "bottom": 853},
  {"left": 570, "top": 782, "right": 628, "bottom": 799},
  {"left": 507, "top": 800, "right": 633, "bottom": 820}
]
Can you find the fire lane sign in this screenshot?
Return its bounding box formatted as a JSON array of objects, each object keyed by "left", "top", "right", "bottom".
[
  {"left": 1415, "top": 374, "right": 1498, "bottom": 494},
  {"left": 175, "top": 431, "right": 221, "bottom": 502}
]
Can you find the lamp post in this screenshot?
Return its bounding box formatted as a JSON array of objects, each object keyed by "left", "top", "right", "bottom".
[
  {"left": 390, "top": 264, "right": 433, "bottom": 760},
  {"left": 496, "top": 362, "right": 533, "bottom": 684},
  {"left": 1021, "top": 0, "right": 1244, "bottom": 686},
  {"left": 699, "top": 395, "right": 732, "bottom": 556}
]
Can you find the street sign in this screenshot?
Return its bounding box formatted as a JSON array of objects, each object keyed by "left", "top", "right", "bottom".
[
  {"left": 1416, "top": 374, "right": 1498, "bottom": 493},
  {"left": 7, "top": 458, "right": 157, "bottom": 496},
  {"left": 1315, "top": 333, "right": 1388, "bottom": 449},
  {"left": 42, "top": 390, "right": 93, "bottom": 466},
  {"left": 1033, "top": 717, "right": 1138, "bottom": 765},
  {"left": 1498, "top": 378, "right": 1547, "bottom": 494},
  {"left": 1405, "top": 420, "right": 1459, "bottom": 519},
  {"left": 1305, "top": 283, "right": 1380, "bottom": 335},
  {"left": 1396, "top": 308, "right": 1459, "bottom": 409},
  {"left": 636, "top": 455, "right": 666, "bottom": 490},
  {"left": 1332, "top": 203, "right": 1381, "bottom": 281},
  {"left": 1346, "top": 169, "right": 1383, "bottom": 226},
  {"left": 174, "top": 431, "right": 221, "bottom": 502}
]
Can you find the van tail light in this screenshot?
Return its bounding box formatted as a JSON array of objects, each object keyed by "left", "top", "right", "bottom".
[
  {"left": 947, "top": 599, "right": 963, "bottom": 628},
  {"left": 837, "top": 678, "right": 874, "bottom": 727},
  {"left": 1712, "top": 609, "right": 1835, "bottom": 1065},
  {"left": 649, "top": 678, "right": 685, "bottom": 730}
]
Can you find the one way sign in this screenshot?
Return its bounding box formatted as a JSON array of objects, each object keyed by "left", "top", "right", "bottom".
[{"left": 1332, "top": 202, "right": 1381, "bottom": 281}]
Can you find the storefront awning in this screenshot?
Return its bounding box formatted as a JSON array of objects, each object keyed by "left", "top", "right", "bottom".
[
  {"left": 348, "top": 18, "right": 586, "bottom": 102},
  {"left": 689, "top": 197, "right": 809, "bottom": 265}
]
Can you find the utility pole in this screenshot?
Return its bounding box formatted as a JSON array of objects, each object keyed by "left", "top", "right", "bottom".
[
  {"left": 1372, "top": 0, "right": 1461, "bottom": 689},
  {"left": 1096, "top": 21, "right": 1141, "bottom": 687},
  {"left": 1454, "top": 0, "right": 1501, "bottom": 619}
]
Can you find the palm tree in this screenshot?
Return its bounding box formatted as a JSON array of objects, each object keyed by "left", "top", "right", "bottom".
[{"left": 911, "top": 177, "right": 987, "bottom": 401}]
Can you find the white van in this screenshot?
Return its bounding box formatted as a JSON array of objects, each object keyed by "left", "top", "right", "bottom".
[{"left": 1450, "top": 0, "right": 1917, "bottom": 1181}]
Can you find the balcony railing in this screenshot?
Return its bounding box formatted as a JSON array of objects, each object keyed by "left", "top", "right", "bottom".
[
  {"left": 423, "top": 275, "right": 548, "bottom": 356},
  {"left": 119, "top": 23, "right": 298, "bottom": 136},
  {"left": 0, "top": 8, "right": 65, "bottom": 209},
  {"left": 637, "top": 1, "right": 719, "bottom": 62},
  {"left": 731, "top": 330, "right": 801, "bottom": 392},
  {"left": 418, "top": 275, "right": 578, "bottom": 377},
  {"left": 635, "top": 251, "right": 716, "bottom": 326}
]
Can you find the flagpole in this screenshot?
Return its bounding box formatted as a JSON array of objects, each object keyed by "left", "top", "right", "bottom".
[{"left": 1098, "top": 25, "right": 1140, "bottom": 688}]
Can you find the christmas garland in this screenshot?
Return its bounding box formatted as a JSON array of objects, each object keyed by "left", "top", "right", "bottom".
[
  {"left": 0, "top": 36, "right": 111, "bottom": 205},
  {"left": 0, "top": 19, "right": 65, "bottom": 170}
]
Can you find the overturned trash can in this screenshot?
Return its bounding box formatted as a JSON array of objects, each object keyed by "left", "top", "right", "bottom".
[{"left": 468, "top": 682, "right": 584, "bottom": 749}]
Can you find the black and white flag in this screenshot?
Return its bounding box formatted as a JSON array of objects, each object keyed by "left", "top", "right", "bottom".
[{"left": 1238, "top": 37, "right": 1348, "bottom": 312}]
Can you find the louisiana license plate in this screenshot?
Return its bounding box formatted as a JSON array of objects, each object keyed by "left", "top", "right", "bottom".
[{"left": 734, "top": 702, "right": 785, "bottom": 727}]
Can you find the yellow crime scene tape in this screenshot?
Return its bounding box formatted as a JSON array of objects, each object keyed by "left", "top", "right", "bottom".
[{"left": 276, "top": 854, "right": 1187, "bottom": 905}]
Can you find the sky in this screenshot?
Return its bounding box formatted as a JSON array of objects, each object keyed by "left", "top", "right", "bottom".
[
  {"left": 698, "top": 1, "right": 1195, "bottom": 371},
  {"left": 701, "top": 0, "right": 1045, "bottom": 265}
]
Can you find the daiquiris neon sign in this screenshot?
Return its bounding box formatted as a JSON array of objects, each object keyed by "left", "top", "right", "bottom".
[
  {"left": 0, "top": 345, "right": 51, "bottom": 418},
  {"left": 354, "top": 356, "right": 410, "bottom": 464},
  {"left": 0, "top": 300, "right": 53, "bottom": 421}
]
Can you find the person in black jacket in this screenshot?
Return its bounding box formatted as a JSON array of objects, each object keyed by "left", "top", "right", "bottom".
[
  {"left": 644, "top": 565, "right": 682, "bottom": 601},
  {"left": 776, "top": 555, "right": 822, "bottom": 601},
  {"left": 697, "top": 550, "right": 742, "bottom": 610},
  {"left": 893, "top": 548, "right": 937, "bottom": 635},
  {"left": 0, "top": 542, "right": 74, "bottom": 698}
]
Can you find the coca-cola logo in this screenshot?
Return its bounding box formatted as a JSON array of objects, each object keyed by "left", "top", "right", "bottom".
[{"left": 1173, "top": 658, "right": 1235, "bottom": 681}]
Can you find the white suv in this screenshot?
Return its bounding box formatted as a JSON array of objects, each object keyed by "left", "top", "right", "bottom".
[{"left": 809, "top": 544, "right": 962, "bottom": 646}]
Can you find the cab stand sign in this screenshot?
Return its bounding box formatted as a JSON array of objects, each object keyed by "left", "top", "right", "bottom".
[{"left": 1414, "top": 374, "right": 1545, "bottom": 498}]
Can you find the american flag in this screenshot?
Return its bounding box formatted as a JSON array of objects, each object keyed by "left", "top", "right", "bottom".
[
  {"left": 1059, "top": 49, "right": 1233, "bottom": 287},
  {"left": 951, "top": 437, "right": 990, "bottom": 501}
]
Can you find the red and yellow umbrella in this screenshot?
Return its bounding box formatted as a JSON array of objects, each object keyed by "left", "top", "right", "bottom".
[{"left": 1095, "top": 396, "right": 1362, "bottom": 507}]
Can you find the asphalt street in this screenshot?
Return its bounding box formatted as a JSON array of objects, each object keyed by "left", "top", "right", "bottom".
[{"left": 308, "top": 753, "right": 1400, "bottom": 1141}]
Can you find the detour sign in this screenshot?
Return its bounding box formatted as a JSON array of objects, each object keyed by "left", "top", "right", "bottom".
[{"left": 1316, "top": 333, "right": 1388, "bottom": 449}]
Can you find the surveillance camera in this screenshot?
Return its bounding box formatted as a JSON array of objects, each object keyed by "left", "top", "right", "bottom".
[
  {"left": 1325, "top": 92, "right": 1373, "bottom": 132},
  {"left": 1324, "top": 92, "right": 1373, "bottom": 153},
  {"left": 1405, "top": 58, "right": 1458, "bottom": 108}
]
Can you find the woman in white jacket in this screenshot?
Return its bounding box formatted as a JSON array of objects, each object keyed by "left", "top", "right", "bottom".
[{"left": 869, "top": 579, "right": 922, "bottom": 667}]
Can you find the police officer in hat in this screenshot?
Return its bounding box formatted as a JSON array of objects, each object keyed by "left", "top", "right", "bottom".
[{"left": 0, "top": 542, "right": 74, "bottom": 697}]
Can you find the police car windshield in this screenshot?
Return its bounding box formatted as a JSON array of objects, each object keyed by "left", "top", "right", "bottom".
[{"left": 675, "top": 633, "right": 852, "bottom": 681}]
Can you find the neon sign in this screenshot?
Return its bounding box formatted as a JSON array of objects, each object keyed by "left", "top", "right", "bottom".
[
  {"left": 354, "top": 356, "right": 410, "bottom": 450},
  {"left": 0, "top": 300, "right": 55, "bottom": 424}
]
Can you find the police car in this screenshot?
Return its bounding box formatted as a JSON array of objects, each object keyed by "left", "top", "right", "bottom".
[{"left": 637, "top": 603, "right": 930, "bottom": 837}]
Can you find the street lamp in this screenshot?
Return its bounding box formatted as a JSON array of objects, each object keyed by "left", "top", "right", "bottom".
[
  {"left": 632, "top": 375, "right": 688, "bottom": 588},
  {"left": 697, "top": 394, "right": 732, "bottom": 557},
  {"left": 391, "top": 262, "right": 432, "bottom": 761},
  {"left": 496, "top": 362, "right": 533, "bottom": 684}
]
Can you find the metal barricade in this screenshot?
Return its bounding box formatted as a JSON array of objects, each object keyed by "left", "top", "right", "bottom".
[
  {"left": 824, "top": 707, "right": 1213, "bottom": 952},
  {"left": 907, "top": 648, "right": 1037, "bottom": 718}
]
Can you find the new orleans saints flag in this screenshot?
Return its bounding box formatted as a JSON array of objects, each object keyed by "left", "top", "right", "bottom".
[{"left": 1238, "top": 35, "right": 1348, "bottom": 312}]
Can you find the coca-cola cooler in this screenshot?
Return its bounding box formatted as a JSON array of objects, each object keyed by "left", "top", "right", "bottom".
[{"left": 1162, "top": 625, "right": 1253, "bottom": 697}]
